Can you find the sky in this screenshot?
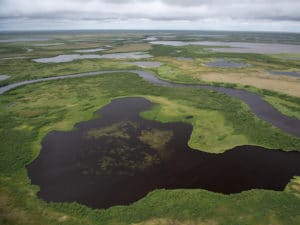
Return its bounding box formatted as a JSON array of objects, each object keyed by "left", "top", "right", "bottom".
[{"left": 0, "top": 0, "right": 299, "bottom": 32}]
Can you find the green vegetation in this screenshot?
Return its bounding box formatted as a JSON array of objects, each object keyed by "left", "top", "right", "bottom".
[
  {"left": 141, "top": 96, "right": 249, "bottom": 153},
  {"left": 0, "top": 58, "right": 134, "bottom": 86},
  {"left": 264, "top": 95, "right": 300, "bottom": 119},
  {"left": 285, "top": 176, "right": 300, "bottom": 198},
  {"left": 1, "top": 177, "right": 300, "bottom": 225},
  {"left": 87, "top": 121, "right": 135, "bottom": 140},
  {"left": 1, "top": 32, "right": 300, "bottom": 225},
  {"left": 148, "top": 47, "right": 300, "bottom": 98},
  {"left": 1, "top": 73, "right": 300, "bottom": 176},
  {"left": 1, "top": 73, "right": 300, "bottom": 224}
]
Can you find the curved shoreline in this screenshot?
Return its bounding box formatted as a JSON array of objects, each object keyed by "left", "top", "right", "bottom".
[
  {"left": 1, "top": 70, "right": 300, "bottom": 137},
  {"left": 26, "top": 97, "right": 300, "bottom": 209}
]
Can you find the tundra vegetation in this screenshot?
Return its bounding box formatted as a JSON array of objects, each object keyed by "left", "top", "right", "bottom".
[{"left": 0, "top": 31, "right": 300, "bottom": 225}]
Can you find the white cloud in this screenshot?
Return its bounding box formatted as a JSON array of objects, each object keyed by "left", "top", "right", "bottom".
[{"left": 0, "top": 0, "right": 299, "bottom": 31}]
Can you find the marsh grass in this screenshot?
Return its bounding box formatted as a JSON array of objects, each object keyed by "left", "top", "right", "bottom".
[
  {"left": 87, "top": 121, "right": 134, "bottom": 140},
  {"left": 139, "top": 128, "right": 173, "bottom": 151}
]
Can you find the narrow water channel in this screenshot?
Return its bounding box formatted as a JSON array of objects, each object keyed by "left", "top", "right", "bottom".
[{"left": 1, "top": 70, "right": 300, "bottom": 137}]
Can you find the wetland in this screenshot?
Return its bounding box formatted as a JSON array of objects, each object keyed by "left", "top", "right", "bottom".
[
  {"left": 1, "top": 69, "right": 300, "bottom": 137},
  {"left": 1, "top": 30, "right": 300, "bottom": 225},
  {"left": 27, "top": 97, "right": 300, "bottom": 209}
]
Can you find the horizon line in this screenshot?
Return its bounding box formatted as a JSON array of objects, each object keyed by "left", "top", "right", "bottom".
[{"left": 0, "top": 28, "right": 300, "bottom": 34}]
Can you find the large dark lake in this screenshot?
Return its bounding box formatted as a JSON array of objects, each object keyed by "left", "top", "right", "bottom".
[{"left": 27, "top": 97, "right": 300, "bottom": 209}]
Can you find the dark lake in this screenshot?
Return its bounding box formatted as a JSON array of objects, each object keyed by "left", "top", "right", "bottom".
[{"left": 27, "top": 97, "right": 300, "bottom": 209}]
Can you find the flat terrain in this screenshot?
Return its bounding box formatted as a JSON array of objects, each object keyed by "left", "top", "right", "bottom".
[{"left": 0, "top": 30, "right": 300, "bottom": 225}]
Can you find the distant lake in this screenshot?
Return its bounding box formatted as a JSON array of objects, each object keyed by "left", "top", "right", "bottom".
[
  {"left": 33, "top": 52, "right": 153, "bottom": 63},
  {"left": 268, "top": 70, "right": 300, "bottom": 78},
  {"left": 126, "top": 61, "right": 162, "bottom": 68},
  {"left": 74, "top": 48, "right": 106, "bottom": 53},
  {"left": 0, "top": 38, "right": 50, "bottom": 43},
  {"left": 32, "top": 43, "right": 64, "bottom": 47},
  {"left": 150, "top": 41, "right": 300, "bottom": 54}
]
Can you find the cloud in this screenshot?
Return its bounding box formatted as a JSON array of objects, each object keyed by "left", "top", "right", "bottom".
[{"left": 0, "top": 0, "right": 299, "bottom": 31}]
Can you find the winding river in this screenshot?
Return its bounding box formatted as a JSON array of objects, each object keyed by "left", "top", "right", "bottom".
[{"left": 1, "top": 70, "right": 300, "bottom": 137}]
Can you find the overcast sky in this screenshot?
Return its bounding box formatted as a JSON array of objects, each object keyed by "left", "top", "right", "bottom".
[{"left": 0, "top": 0, "right": 299, "bottom": 32}]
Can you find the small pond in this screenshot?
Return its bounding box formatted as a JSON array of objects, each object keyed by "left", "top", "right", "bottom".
[
  {"left": 27, "top": 97, "right": 300, "bottom": 209},
  {"left": 32, "top": 43, "right": 64, "bottom": 47},
  {"left": 126, "top": 61, "right": 162, "bottom": 68},
  {"left": 0, "top": 38, "right": 50, "bottom": 43},
  {"left": 177, "top": 57, "right": 193, "bottom": 61},
  {"left": 205, "top": 59, "right": 250, "bottom": 68},
  {"left": 268, "top": 70, "right": 300, "bottom": 78},
  {"left": 33, "top": 52, "right": 152, "bottom": 63},
  {"left": 0, "top": 75, "right": 10, "bottom": 80},
  {"left": 74, "top": 48, "right": 106, "bottom": 53},
  {"left": 0, "top": 57, "right": 27, "bottom": 60}
]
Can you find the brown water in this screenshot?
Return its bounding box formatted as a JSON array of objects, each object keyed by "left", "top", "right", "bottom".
[{"left": 27, "top": 97, "right": 300, "bottom": 209}]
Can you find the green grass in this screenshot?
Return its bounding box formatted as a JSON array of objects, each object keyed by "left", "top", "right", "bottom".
[
  {"left": 0, "top": 58, "right": 136, "bottom": 86},
  {"left": 264, "top": 96, "right": 300, "bottom": 119},
  {"left": 285, "top": 176, "right": 300, "bottom": 198},
  {"left": 1, "top": 175, "right": 300, "bottom": 225},
  {"left": 141, "top": 96, "right": 249, "bottom": 153}
]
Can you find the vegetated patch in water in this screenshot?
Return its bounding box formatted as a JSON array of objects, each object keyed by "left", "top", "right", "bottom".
[
  {"left": 126, "top": 61, "right": 162, "bottom": 68},
  {"left": 268, "top": 70, "right": 300, "bottom": 78},
  {"left": 33, "top": 52, "right": 152, "bottom": 63},
  {"left": 74, "top": 48, "right": 106, "bottom": 53},
  {"left": 27, "top": 97, "right": 300, "bottom": 209},
  {"left": 0, "top": 75, "right": 10, "bottom": 80},
  {"left": 205, "top": 59, "right": 250, "bottom": 68}
]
